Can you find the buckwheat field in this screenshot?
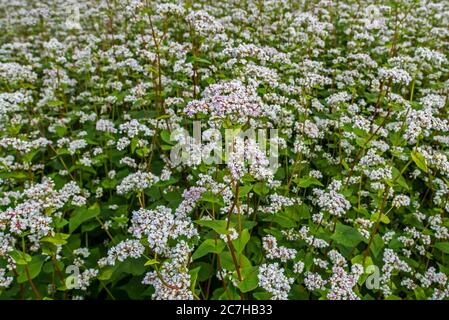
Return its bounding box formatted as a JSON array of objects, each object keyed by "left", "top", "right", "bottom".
[{"left": 0, "top": 0, "right": 448, "bottom": 301}]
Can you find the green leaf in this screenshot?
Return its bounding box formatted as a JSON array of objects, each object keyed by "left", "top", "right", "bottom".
[
  {"left": 253, "top": 182, "right": 269, "bottom": 196},
  {"left": 297, "top": 204, "right": 311, "bottom": 220},
  {"left": 371, "top": 234, "right": 384, "bottom": 258},
  {"left": 69, "top": 203, "right": 100, "bottom": 233},
  {"left": 331, "top": 223, "right": 365, "bottom": 247},
  {"left": 284, "top": 206, "right": 298, "bottom": 221},
  {"left": 144, "top": 259, "right": 160, "bottom": 266},
  {"left": 192, "top": 239, "right": 226, "bottom": 260},
  {"left": 160, "top": 130, "right": 175, "bottom": 145},
  {"left": 200, "top": 191, "right": 223, "bottom": 204},
  {"left": 411, "top": 150, "right": 428, "bottom": 173},
  {"left": 0, "top": 172, "right": 28, "bottom": 180},
  {"left": 131, "top": 138, "right": 138, "bottom": 153},
  {"left": 296, "top": 176, "right": 323, "bottom": 188},
  {"left": 414, "top": 287, "right": 427, "bottom": 300},
  {"left": 115, "top": 258, "right": 146, "bottom": 277},
  {"left": 341, "top": 159, "right": 350, "bottom": 171},
  {"left": 194, "top": 219, "right": 231, "bottom": 234},
  {"left": 434, "top": 242, "right": 449, "bottom": 254},
  {"left": 101, "top": 178, "right": 117, "bottom": 189},
  {"left": 289, "top": 284, "right": 309, "bottom": 300},
  {"left": 370, "top": 212, "right": 390, "bottom": 224},
  {"left": 381, "top": 214, "right": 391, "bottom": 224},
  {"left": 47, "top": 100, "right": 64, "bottom": 107},
  {"left": 17, "top": 255, "right": 46, "bottom": 283},
  {"left": 193, "top": 262, "right": 213, "bottom": 282},
  {"left": 54, "top": 218, "right": 69, "bottom": 229},
  {"left": 97, "top": 267, "right": 114, "bottom": 281},
  {"left": 189, "top": 266, "right": 201, "bottom": 292},
  {"left": 156, "top": 114, "right": 172, "bottom": 120},
  {"left": 160, "top": 144, "right": 172, "bottom": 151},
  {"left": 254, "top": 292, "right": 272, "bottom": 300},
  {"left": 351, "top": 254, "right": 373, "bottom": 269},
  {"left": 262, "top": 212, "right": 296, "bottom": 228},
  {"left": 238, "top": 266, "right": 259, "bottom": 293},
  {"left": 219, "top": 252, "right": 251, "bottom": 271},
  {"left": 238, "top": 185, "right": 252, "bottom": 198},
  {"left": 233, "top": 229, "right": 250, "bottom": 254},
  {"left": 10, "top": 250, "right": 32, "bottom": 265},
  {"left": 41, "top": 233, "right": 70, "bottom": 245},
  {"left": 285, "top": 204, "right": 310, "bottom": 221},
  {"left": 194, "top": 57, "right": 212, "bottom": 65},
  {"left": 391, "top": 167, "right": 410, "bottom": 190}
]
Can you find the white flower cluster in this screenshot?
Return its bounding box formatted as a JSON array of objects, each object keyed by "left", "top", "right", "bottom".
[
  {"left": 0, "top": 91, "right": 32, "bottom": 124},
  {"left": 0, "top": 232, "right": 15, "bottom": 257},
  {"left": 392, "top": 194, "right": 411, "bottom": 208},
  {"left": 259, "top": 194, "right": 296, "bottom": 214},
  {"left": 221, "top": 43, "right": 290, "bottom": 65},
  {"left": 417, "top": 267, "right": 447, "bottom": 289},
  {"left": 1, "top": 0, "right": 448, "bottom": 301},
  {"left": 102, "top": 239, "right": 145, "bottom": 266},
  {"left": 0, "top": 268, "right": 13, "bottom": 288},
  {"left": 326, "top": 92, "right": 352, "bottom": 109},
  {"left": 326, "top": 264, "right": 363, "bottom": 300},
  {"left": 96, "top": 119, "right": 117, "bottom": 134},
  {"left": 129, "top": 206, "right": 198, "bottom": 255},
  {"left": 185, "top": 80, "right": 262, "bottom": 124},
  {"left": 0, "top": 178, "right": 85, "bottom": 247},
  {"left": 175, "top": 186, "right": 207, "bottom": 217},
  {"left": 378, "top": 67, "right": 411, "bottom": 85},
  {"left": 293, "top": 261, "right": 305, "bottom": 274},
  {"left": 220, "top": 228, "right": 238, "bottom": 242},
  {"left": 77, "top": 269, "right": 99, "bottom": 291},
  {"left": 327, "top": 249, "right": 348, "bottom": 267},
  {"left": 73, "top": 247, "right": 91, "bottom": 267},
  {"left": 142, "top": 241, "right": 194, "bottom": 300},
  {"left": 119, "top": 119, "right": 154, "bottom": 138},
  {"left": 428, "top": 214, "right": 449, "bottom": 239},
  {"left": 258, "top": 263, "right": 294, "bottom": 300},
  {"left": 416, "top": 146, "right": 449, "bottom": 178},
  {"left": 313, "top": 258, "right": 329, "bottom": 269},
  {"left": 0, "top": 62, "right": 37, "bottom": 83},
  {"left": 155, "top": 3, "right": 185, "bottom": 16},
  {"left": 403, "top": 108, "right": 448, "bottom": 144},
  {"left": 227, "top": 136, "right": 274, "bottom": 182},
  {"left": 297, "top": 226, "right": 329, "bottom": 249},
  {"left": 116, "top": 171, "right": 159, "bottom": 195},
  {"left": 312, "top": 181, "right": 351, "bottom": 217},
  {"left": 186, "top": 10, "right": 223, "bottom": 36},
  {"left": 415, "top": 47, "right": 447, "bottom": 65},
  {"left": 304, "top": 272, "right": 327, "bottom": 291},
  {"left": 56, "top": 138, "right": 87, "bottom": 155},
  {"left": 0, "top": 137, "right": 51, "bottom": 154},
  {"left": 380, "top": 249, "right": 411, "bottom": 292},
  {"left": 262, "top": 235, "right": 297, "bottom": 262}
]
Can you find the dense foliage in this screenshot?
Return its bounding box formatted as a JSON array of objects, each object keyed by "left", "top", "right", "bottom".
[{"left": 0, "top": 0, "right": 449, "bottom": 300}]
